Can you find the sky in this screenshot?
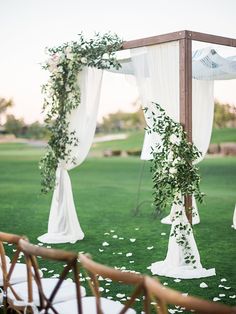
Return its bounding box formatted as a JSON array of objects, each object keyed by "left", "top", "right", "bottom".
[{"left": 0, "top": 0, "right": 236, "bottom": 123}]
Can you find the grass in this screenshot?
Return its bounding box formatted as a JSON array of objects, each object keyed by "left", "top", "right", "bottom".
[
  {"left": 0, "top": 143, "right": 236, "bottom": 312},
  {"left": 92, "top": 128, "right": 236, "bottom": 153},
  {"left": 210, "top": 128, "right": 236, "bottom": 144},
  {"left": 92, "top": 130, "right": 144, "bottom": 152}
]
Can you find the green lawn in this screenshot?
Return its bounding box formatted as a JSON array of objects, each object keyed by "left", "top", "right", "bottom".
[
  {"left": 92, "top": 128, "right": 236, "bottom": 153},
  {"left": 211, "top": 128, "right": 236, "bottom": 144},
  {"left": 0, "top": 143, "right": 236, "bottom": 311}
]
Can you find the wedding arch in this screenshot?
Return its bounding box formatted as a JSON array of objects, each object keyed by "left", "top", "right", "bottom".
[{"left": 38, "top": 30, "right": 236, "bottom": 279}]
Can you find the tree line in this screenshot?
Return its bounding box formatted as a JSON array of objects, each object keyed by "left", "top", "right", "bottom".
[{"left": 0, "top": 96, "right": 235, "bottom": 139}]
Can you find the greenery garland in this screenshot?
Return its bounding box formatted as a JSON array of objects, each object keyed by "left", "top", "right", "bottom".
[
  {"left": 145, "top": 103, "right": 205, "bottom": 267},
  {"left": 145, "top": 103, "right": 204, "bottom": 213},
  {"left": 39, "top": 33, "right": 122, "bottom": 193}
]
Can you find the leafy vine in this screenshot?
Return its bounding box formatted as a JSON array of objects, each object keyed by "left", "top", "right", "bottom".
[
  {"left": 39, "top": 33, "right": 122, "bottom": 193},
  {"left": 145, "top": 103, "right": 205, "bottom": 266},
  {"left": 145, "top": 103, "right": 204, "bottom": 213}
]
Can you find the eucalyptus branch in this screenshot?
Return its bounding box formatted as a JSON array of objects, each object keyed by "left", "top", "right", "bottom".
[
  {"left": 145, "top": 103, "right": 205, "bottom": 214},
  {"left": 39, "top": 33, "right": 122, "bottom": 193},
  {"left": 146, "top": 103, "right": 205, "bottom": 267}
]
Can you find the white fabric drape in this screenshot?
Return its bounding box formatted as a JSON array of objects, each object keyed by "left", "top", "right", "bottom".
[
  {"left": 38, "top": 67, "right": 103, "bottom": 244},
  {"left": 131, "top": 42, "right": 180, "bottom": 161},
  {"left": 131, "top": 42, "right": 215, "bottom": 278},
  {"left": 161, "top": 196, "right": 200, "bottom": 225},
  {"left": 192, "top": 47, "right": 236, "bottom": 80},
  {"left": 150, "top": 200, "right": 215, "bottom": 279},
  {"left": 232, "top": 204, "right": 236, "bottom": 230},
  {"left": 113, "top": 47, "right": 236, "bottom": 80},
  {"left": 161, "top": 78, "right": 214, "bottom": 225}
]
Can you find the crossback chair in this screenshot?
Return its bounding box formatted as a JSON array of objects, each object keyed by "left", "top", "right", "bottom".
[
  {"left": 0, "top": 231, "right": 34, "bottom": 311},
  {"left": 15, "top": 239, "right": 86, "bottom": 314},
  {"left": 53, "top": 253, "right": 236, "bottom": 314},
  {"left": 144, "top": 276, "right": 236, "bottom": 314},
  {"left": 79, "top": 253, "right": 148, "bottom": 314},
  {"left": 49, "top": 252, "right": 147, "bottom": 314}
]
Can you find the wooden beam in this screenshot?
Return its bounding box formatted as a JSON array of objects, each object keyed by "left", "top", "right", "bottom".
[
  {"left": 122, "top": 30, "right": 187, "bottom": 50},
  {"left": 187, "top": 30, "right": 236, "bottom": 47},
  {"left": 122, "top": 30, "right": 236, "bottom": 50},
  {"left": 179, "top": 37, "right": 193, "bottom": 224}
]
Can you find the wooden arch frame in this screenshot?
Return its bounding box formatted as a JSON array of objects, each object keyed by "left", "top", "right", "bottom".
[{"left": 121, "top": 30, "right": 236, "bottom": 223}]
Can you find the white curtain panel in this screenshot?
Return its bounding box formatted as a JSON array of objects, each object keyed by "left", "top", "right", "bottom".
[
  {"left": 149, "top": 201, "right": 215, "bottom": 279},
  {"left": 38, "top": 67, "right": 103, "bottom": 244},
  {"left": 131, "top": 41, "right": 180, "bottom": 160},
  {"left": 131, "top": 42, "right": 215, "bottom": 278},
  {"left": 232, "top": 204, "right": 236, "bottom": 230},
  {"left": 161, "top": 195, "right": 200, "bottom": 225},
  {"left": 161, "top": 79, "right": 214, "bottom": 225}
]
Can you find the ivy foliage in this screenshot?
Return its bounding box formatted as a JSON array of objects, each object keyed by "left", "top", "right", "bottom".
[
  {"left": 146, "top": 103, "right": 205, "bottom": 267},
  {"left": 39, "top": 33, "right": 122, "bottom": 193},
  {"left": 145, "top": 103, "right": 205, "bottom": 214}
]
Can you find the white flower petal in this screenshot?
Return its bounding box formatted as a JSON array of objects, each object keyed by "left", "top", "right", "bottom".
[
  {"left": 102, "top": 242, "right": 109, "bottom": 246},
  {"left": 200, "top": 282, "right": 208, "bottom": 288},
  {"left": 174, "top": 279, "right": 181, "bottom": 283},
  {"left": 130, "top": 238, "right": 136, "bottom": 242},
  {"left": 116, "top": 293, "right": 125, "bottom": 298},
  {"left": 126, "top": 253, "right": 132, "bottom": 257},
  {"left": 213, "top": 297, "right": 221, "bottom": 302}
]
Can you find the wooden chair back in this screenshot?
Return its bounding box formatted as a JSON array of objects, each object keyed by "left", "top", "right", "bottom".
[
  {"left": 80, "top": 254, "right": 236, "bottom": 314},
  {"left": 18, "top": 239, "right": 82, "bottom": 314},
  {"left": 0, "top": 231, "right": 25, "bottom": 302},
  {"left": 144, "top": 276, "right": 236, "bottom": 314},
  {"left": 79, "top": 253, "right": 156, "bottom": 314}
]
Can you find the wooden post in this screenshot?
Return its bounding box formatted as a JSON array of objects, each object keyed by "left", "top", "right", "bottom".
[{"left": 179, "top": 34, "right": 193, "bottom": 224}]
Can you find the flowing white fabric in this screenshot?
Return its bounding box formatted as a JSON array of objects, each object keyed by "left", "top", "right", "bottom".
[
  {"left": 192, "top": 47, "right": 236, "bottom": 80},
  {"left": 38, "top": 67, "right": 103, "bottom": 244},
  {"left": 131, "top": 42, "right": 215, "bottom": 278},
  {"left": 131, "top": 42, "right": 180, "bottom": 160},
  {"left": 161, "top": 195, "right": 200, "bottom": 225},
  {"left": 150, "top": 201, "right": 215, "bottom": 279},
  {"left": 113, "top": 47, "right": 236, "bottom": 80},
  {"left": 232, "top": 204, "right": 236, "bottom": 230},
  {"left": 161, "top": 79, "right": 214, "bottom": 225},
  {"left": 192, "top": 79, "right": 215, "bottom": 162}
]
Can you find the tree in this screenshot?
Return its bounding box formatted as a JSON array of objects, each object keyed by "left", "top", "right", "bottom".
[
  {"left": 27, "top": 121, "right": 50, "bottom": 139},
  {"left": 100, "top": 107, "right": 146, "bottom": 132},
  {"left": 214, "top": 101, "right": 236, "bottom": 128},
  {"left": 0, "top": 97, "right": 14, "bottom": 125},
  {"left": 4, "top": 114, "right": 26, "bottom": 137}
]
